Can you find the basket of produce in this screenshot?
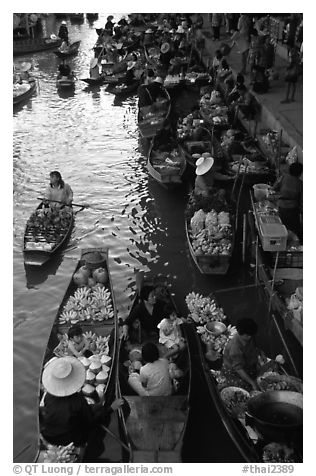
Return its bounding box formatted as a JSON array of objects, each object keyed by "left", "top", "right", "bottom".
[
  {"left": 262, "top": 442, "right": 301, "bottom": 463},
  {"left": 257, "top": 372, "right": 303, "bottom": 393},
  {"left": 220, "top": 386, "right": 250, "bottom": 418}
]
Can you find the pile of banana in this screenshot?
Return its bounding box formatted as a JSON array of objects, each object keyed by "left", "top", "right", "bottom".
[
  {"left": 185, "top": 291, "right": 226, "bottom": 324},
  {"left": 59, "top": 285, "right": 114, "bottom": 324},
  {"left": 82, "top": 331, "right": 110, "bottom": 355}
]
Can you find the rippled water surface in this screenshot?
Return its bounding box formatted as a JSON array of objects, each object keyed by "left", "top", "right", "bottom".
[{"left": 13, "top": 14, "right": 303, "bottom": 463}]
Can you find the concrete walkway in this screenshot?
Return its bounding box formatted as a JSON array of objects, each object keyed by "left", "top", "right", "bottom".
[{"left": 196, "top": 15, "right": 303, "bottom": 161}]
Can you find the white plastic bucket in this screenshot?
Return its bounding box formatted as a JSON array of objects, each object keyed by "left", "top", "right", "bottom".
[{"left": 253, "top": 183, "right": 270, "bottom": 201}]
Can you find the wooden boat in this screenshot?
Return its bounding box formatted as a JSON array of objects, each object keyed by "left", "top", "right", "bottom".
[
  {"left": 13, "top": 78, "right": 36, "bottom": 106},
  {"left": 178, "top": 140, "right": 213, "bottom": 168},
  {"left": 138, "top": 89, "right": 171, "bottom": 140},
  {"left": 14, "top": 37, "right": 62, "bottom": 56},
  {"left": 80, "top": 77, "right": 107, "bottom": 86},
  {"left": 23, "top": 202, "right": 74, "bottom": 266},
  {"left": 147, "top": 138, "right": 187, "bottom": 190},
  {"left": 110, "top": 80, "right": 140, "bottom": 97},
  {"left": 35, "top": 247, "right": 119, "bottom": 463},
  {"left": 248, "top": 194, "right": 303, "bottom": 346},
  {"left": 54, "top": 40, "right": 81, "bottom": 58},
  {"left": 116, "top": 273, "right": 192, "bottom": 462},
  {"left": 185, "top": 192, "right": 235, "bottom": 275},
  {"left": 187, "top": 299, "right": 302, "bottom": 462},
  {"left": 56, "top": 75, "right": 75, "bottom": 89}
]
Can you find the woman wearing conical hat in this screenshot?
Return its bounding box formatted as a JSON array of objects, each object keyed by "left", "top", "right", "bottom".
[{"left": 194, "top": 155, "right": 235, "bottom": 198}]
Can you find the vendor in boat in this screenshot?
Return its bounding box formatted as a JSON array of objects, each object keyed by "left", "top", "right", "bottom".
[
  {"left": 104, "top": 15, "right": 115, "bottom": 36},
  {"left": 58, "top": 21, "right": 69, "bottom": 43},
  {"left": 137, "top": 69, "right": 155, "bottom": 108},
  {"left": 89, "top": 58, "right": 100, "bottom": 80},
  {"left": 122, "top": 285, "right": 166, "bottom": 343},
  {"left": 271, "top": 162, "right": 303, "bottom": 243},
  {"left": 124, "top": 55, "right": 138, "bottom": 85},
  {"left": 45, "top": 171, "right": 73, "bottom": 207},
  {"left": 220, "top": 318, "right": 262, "bottom": 391},
  {"left": 160, "top": 42, "right": 173, "bottom": 69},
  {"left": 194, "top": 156, "right": 235, "bottom": 198},
  {"left": 59, "top": 40, "right": 69, "bottom": 53},
  {"left": 128, "top": 342, "right": 173, "bottom": 396},
  {"left": 145, "top": 76, "right": 166, "bottom": 103},
  {"left": 40, "top": 356, "right": 124, "bottom": 461}
]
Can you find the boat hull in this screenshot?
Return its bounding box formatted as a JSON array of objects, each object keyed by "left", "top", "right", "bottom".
[
  {"left": 35, "top": 247, "right": 118, "bottom": 462},
  {"left": 13, "top": 79, "right": 36, "bottom": 106},
  {"left": 23, "top": 203, "right": 74, "bottom": 267},
  {"left": 116, "top": 274, "right": 191, "bottom": 462},
  {"left": 14, "top": 38, "right": 62, "bottom": 56}
]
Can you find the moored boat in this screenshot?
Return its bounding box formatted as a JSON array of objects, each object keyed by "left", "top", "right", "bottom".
[
  {"left": 138, "top": 88, "right": 171, "bottom": 140},
  {"left": 13, "top": 78, "right": 37, "bottom": 106},
  {"left": 35, "top": 247, "right": 119, "bottom": 462},
  {"left": 147, "top": 137, "right": 187, "bottom": 190},
  {"left": 186, "top": 290, "right": 303, "bottom": 462},
  {"left": 54, "top": 40, "right": 81, "bottom": 59},
  {"left": 14, "top": 37, "right": 62, "bottom": 56},
  {"left": 110, "top": 80, "right": 140, "bottom": 97},
  {"left": 116, "top": 273, "right": 192, "bottom": 462},
  {"left": 23, "top": 202, "right": 74, "bottom": 266},
  {"left": 185, "top": 191, "right": 235, "bottom": 275}
]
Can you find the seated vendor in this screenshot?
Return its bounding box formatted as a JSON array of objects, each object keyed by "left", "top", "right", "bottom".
[
  {"left": 220, "top": 318, "right": 261, "bottom": 391},
  {"left": 194, "top": 156, "right": 234, "bottom": 198},
  {"left": 122, "top": 286, "right": 165, "bottom": 343},
  {"left": 128, "top": 342, "right": 173, "bottom": 396}
]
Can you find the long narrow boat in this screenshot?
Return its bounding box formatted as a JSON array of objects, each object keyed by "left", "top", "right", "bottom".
[
  {"left": 147, "top": 138, "right": 187, "bottom": 190},
  {"left": 23, "top": 202, "right": 74, "bottom": 266},
  {"left": 187, "top": 295, "right": 303, "bottom": 462},
  {"left": 35, "top": 247, "right": 119, "bottom": 463},
  {"left": 54, "top": 40, "right": 81, "bottom": 59},
  {"left": 14, "top": 37, "right": 62, "bottom": 56},
  {"left": 116, "top": 274, "right": 192, "bottom": 462},
  {"left": 185, "top": 192, "right": 236, "bottom": 275},
  {"left": 13, "top": 78, "right": 37, "bottom": 106},
  {"left": 247, "top": 196, "right": 303, "bottom": 346},
  {"left": 138, "top": 88, "right": 171, "bottom": 140},
  {"left": 80, "top": 77, "right": 107, "bottom": 86},
  {"left": 111, "top": 80, "right": 140, "bottom": 98},
  {"left": 56, "top": 75, "right": 75, "bottom": 89}
]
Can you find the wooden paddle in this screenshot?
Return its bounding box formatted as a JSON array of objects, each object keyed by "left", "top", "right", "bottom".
[{"left": 37, "top": 197, "right": 87, "bottom": 208}]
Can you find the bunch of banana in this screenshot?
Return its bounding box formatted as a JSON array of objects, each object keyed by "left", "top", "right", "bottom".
[
  {"left": 83, "top": 331, "right": 96, "bottom": 341},
  {"left": 185, "top": 291, "right": 227, "bottom": 324},
  {"left": 95, "top": 335, "right": 110, "bottom": 354},
  {"left": 59, "top": 310, "right": 79, "bottom": 324},
  {"left": 44, "top": 442, "right": 79, "bottom": 463}
]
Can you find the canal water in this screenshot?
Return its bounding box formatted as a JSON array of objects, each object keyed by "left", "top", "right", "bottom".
[{"left": 13, "top": 14, "right": 302, "bottom": 462}]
